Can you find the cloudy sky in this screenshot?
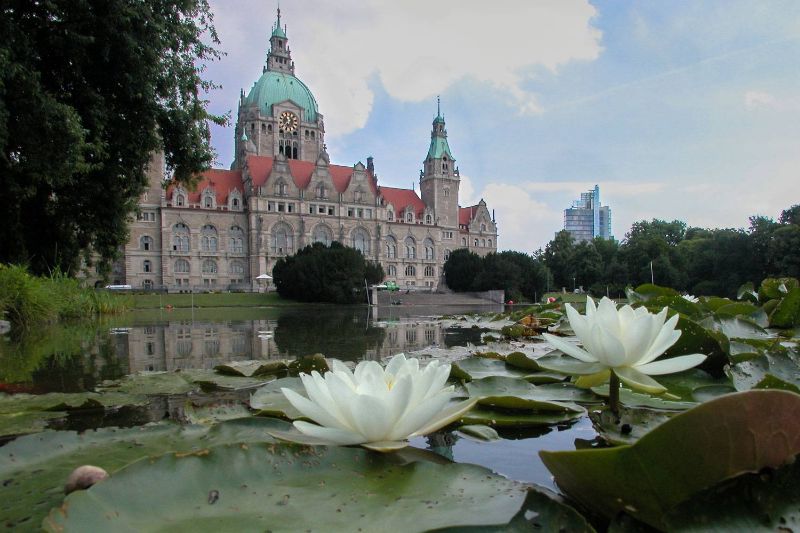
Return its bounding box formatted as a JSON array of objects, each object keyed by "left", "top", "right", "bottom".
[{"left": 203, "top": 0, "right": 800, "bottom": 252}]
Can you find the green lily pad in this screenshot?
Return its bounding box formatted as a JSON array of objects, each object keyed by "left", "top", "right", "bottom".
[
  {"left": 589, "top": 405, "right": 674, "bottom": 445},
  {"left": 0, "top": 410, "right": 65, "bottom": 438},
  {"left": 97, "top": 371, "right": 197, "bottom": 395},
  {"left": 662, "top": 459, "right": 800, "bottom": 531},
  {"left": 450, "top": 357, "right": 537, "bottom": 382},
  {"left": 503, "top": 352, "right": 540, "bottom": 368},
  {"left": 771, "top": 287, "right": 800, "bottom": 328},
  {"left": 663, "top": 316, "right": 729, "bottom": 374},
  {"left": 590, "top": 385, "right": 697, "bottom": 411},
  {"left": 691, "top": 384, "right": 737, "bottom": 402},
  {"left": 726, "top": 349, "right": 800, "bottom": 393},
  {"left": 737, "top": 281, "right": 758, "bottom": 303},
  {"left": 45, "top": 443, "right": 530, "bottom": 532},
  {"left": 287, "top": 353, "right": 330, "bottom": 374},
  {"left": 214, "top": 360, "right": 288, "bottom": 377},
  {"left": 647, "top": 368, "right": 731, "bottom": 403},
  {"left": 465, "top": 377, "right": 584, "bottom": 413},
  {"left": 439, "top": 487, "right": 596, "bottom": 532},
  {"left": 460, "top": 406, "right": 582, "bottom": 427},
  {"left": 180, "top": 369, "right": 275, "bottom": 392},
  {"left": 182, "top": 402, "right": 253, "bottom": 425},
  {"left": 249, "top": 377, "right": 305, "bottom": 420},
  {"left": 539, "top": 390, "right": 800, "bottom": 530},
  {"left": 0, "top": 418, "right": 288, "bottom": 530},
  {"left": 700, "top": 315, "right": 771, "bottom": 341},
  {"left": 759, "top": 277, "right": 799, "bottom": 301},
  {"left": 457, "top": 424, "right": 501, "bottom": 441}
]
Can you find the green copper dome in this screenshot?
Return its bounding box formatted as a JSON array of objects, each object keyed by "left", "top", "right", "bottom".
[{"left": 244, "top": 71, "right": 319, "bottom": 122}]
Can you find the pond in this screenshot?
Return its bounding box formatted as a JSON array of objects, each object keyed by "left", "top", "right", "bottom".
[{"left": 0, "top": 303, "right": 597, "bottom": 494}]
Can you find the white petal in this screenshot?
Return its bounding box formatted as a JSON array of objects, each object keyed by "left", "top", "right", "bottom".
[
  {"left": 597, "top": 298, "right": 621, "bottom": 337},
  {"left": 410, "top": 397, "right": 479, "bottom": 437},
  {"left": 566, "top": 305, "right": 591, "bottom": 344},
  {"left": 636, "top": 354, "right": 706, "bottom": 375},
  {"left": 330, "top": 359, "right": 356, "bottom": 388},
  {"left": 293, "top": 421, "right": 365, "bottom": 445},
  {"left": 349, "top": 392, "right": 394, "bottom": 442},
  {"left": 541, "top": 333, "right": 598, "bottom": 363},
  {"left": 638, "top": 315, "right": 682, "bottom": 365},
  {"left": 591, "top": 324, "right": 626, "bottom": 367},
  {"left": 385, "top": 353, "right": 408, "bottom": 377},
  {"left": 362, "top": 440, "right": 410, "bottom": 452},
  {"left": 281, "top": 388, "right": 344, "bottom": 428},
  {"left": 614, "top": 367, "right": 667, "bottom": 394},
  {"left": 389, "top": 389, "right": 453, "bottom": 440},
  {"left": 621, "top": 313, "right": 659, "bottom": 366}
]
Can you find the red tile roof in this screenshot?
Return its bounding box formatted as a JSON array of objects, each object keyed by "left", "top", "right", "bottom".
[
  {"left": 245, "top": 155, "right": 378, "bottom": 194},
  {"left": 459, "top": 205, "right": 478, "bottom": 226},
  {"left": 380, "top": 186, "right": 425, "bottom": 215},
  {"left": 168, "top": 169, "right": 243, "bottom": 205}
]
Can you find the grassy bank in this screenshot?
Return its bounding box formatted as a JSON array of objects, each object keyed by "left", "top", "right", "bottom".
[
  {"left": 0, "top": 265, "right": 127, "bottom": 330},
  {"left": 122, "top": 292, "right": 292, "bottom": 309}
]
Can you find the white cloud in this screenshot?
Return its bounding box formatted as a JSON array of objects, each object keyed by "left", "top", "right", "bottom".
[
  {"left": 744, "top": 90, "right": 777, "bottom": 109},
  {"left": 209, "top": 1, "right": 603, "bottom": 139}
]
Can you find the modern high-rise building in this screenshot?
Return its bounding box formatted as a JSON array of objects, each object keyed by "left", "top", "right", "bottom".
[{"left": 562, "top": 185, "right": 612, "bottom": 242}]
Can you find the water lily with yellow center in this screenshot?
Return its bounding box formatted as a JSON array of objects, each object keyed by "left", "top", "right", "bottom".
[
  {"left": 539, "top": 297, "right": 706, "bottom": 395},
  {"left": 277, "top": 354, "right": 477, "bottom": 452}
]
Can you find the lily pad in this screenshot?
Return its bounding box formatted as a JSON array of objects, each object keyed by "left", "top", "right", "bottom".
[
  {"left": 465, "top": 377, "right": 584, "bottom": 413},
  {"left": 504, "top": 351, "right": 542, "bottom": 370},
  {"left": 450, "top": 357, "right": 536, "bottom": 382},
  {"left": 460, "top": 406, "right": 582, "bottom": 428},
  {"left": 590, "top": 385, "right": 697, "bottom": 411},
  {"left": 180, "top": 369, "right": 275, "bottom": 392},
  {"left": 771, "top": 287, "right": 800, "bottom": 328},
  {"left": 182, "top": 402, "right": 253, "bottom": 425},
  {"left": 45, "top": 443, "right": 530, "bottom": 532},
  {"left": 662, "top": 459, "right": 800, "bottom": 531},
  {"left": 663, "top": 316, "right": 729, "bottom": 375},
  {"left": 214, "top": 359, "right": 288, "bottom": 377},
  {"left": 97, "top": 371, "right": 197, "bottom": 395},
  {"left": 726, "top": 349, "right": 800, "bottom": 393},
  {"left": 589, "top": 405, "right": 674, "bottom": 445},
  {"left": 457, "top": 424, "right": 501, "bottom": 441},
  {"left": 539, "top": 390, "right": 800, "bottom": 530},
  {"left": 288, "top": 353, "right": 330, "bottom": 374},
  {"left": 0, "top": 418, "right": 289, "bottom": 530},
  {"left": 249, "top": 377, "right": 305, "bottom": 420}
]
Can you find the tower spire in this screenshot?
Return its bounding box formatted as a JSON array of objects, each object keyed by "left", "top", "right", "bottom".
[
  {"left": 266, "top": 4, "right": 292, "bottom": 74},
  {"left": 437, "top": 95, "right": 441, "bottom": 118}
]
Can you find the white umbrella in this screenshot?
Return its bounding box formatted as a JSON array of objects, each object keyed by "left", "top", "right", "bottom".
[{"left": 255, "top": 274, "right": 273, "bottom": 280}]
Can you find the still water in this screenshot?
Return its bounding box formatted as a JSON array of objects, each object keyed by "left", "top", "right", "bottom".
[{"left": 0, "top": 304, "right": 597, "bottom": 491}]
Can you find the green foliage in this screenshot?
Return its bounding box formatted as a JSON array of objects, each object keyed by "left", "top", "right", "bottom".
[
  {"left": 272, "top": 242, "right": 379, "bottom": 304},
  {"left": 444, "top": 249, "right": 547, "bottom": 301},
  {"left": 0, "top": 0, "right": 224, "bottom": 274},
  {"left": 0, "top": 264, "right": 126, "bottom": 330}
]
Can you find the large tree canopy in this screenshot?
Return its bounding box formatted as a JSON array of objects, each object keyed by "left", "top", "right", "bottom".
[{"left": 0, "top": 0, "right": 224, "bottom": 274}]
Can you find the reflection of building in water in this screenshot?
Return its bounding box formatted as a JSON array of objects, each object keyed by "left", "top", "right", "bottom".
[{"left": 124, "top": 318, "right": 444, "bottom": 371}]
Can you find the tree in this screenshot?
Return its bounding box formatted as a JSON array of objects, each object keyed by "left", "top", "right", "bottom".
[
  {"left": 443, "top": 249, "right": 484, "bottom": 291},
  {"left": 0, "top": 0, "right": 224, "bottom": 275},
  {"left": 542, "top": 230, "right": 576, "bottom": 290},
  {"left": 273, "top": 242, "right": 376, "bottom": 304}
]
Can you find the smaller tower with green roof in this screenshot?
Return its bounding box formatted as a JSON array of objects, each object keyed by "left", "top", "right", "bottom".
[{"left": 420, "top": 97, "right": 460, "bottom": 229}]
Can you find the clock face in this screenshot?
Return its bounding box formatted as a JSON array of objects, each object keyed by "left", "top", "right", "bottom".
[{"left": 279, "top": 111, "right": 298, "bottom": 132}]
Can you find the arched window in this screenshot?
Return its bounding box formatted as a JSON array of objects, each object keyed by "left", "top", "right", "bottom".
[
  {"left": 405, "top": 265, "right": 416, "bottom": 277},
  {"left": 175, "top": 259, "right": 190, "bottom": 273},
  {"left": 201, "top": 224, "right": 218, "bottom": 252},
  {"left": 444, "top": 249, "right": 451, "bottom": 261},
  {"left": 230, "top": 260, "right": 245, "bottom": 275},
  {"left": 406, "top": 211, "right": 413, "bottom": 223},
  {"left": 385, "top": 236, "right": 397, "bottom": 258},
  {"left": 487, "top": 239, "right": 492, "bottom": 248},
  {"left": 352, "top": 228, "right": 370, "bottom": 255},
  {"left": 140, "top": 235, "right": 153, "bottom": 251},
  {"left": 312, "top": 224, "right": 333, "bottom": 246},
  {"left": 229, "top": 190, "right": 242, "bottom": 211},
  {"left": 481, "top": 239, "right": 486, "bottom": 247},
  {"left": 387, "top": 265, "right": 397, "bottom": 277},
  {"left": 173, "top": 223, "right": 190, "bottom": 252},
  {"left": 387, "top": 210, "right": 394, "bottom": 222},
  {"left": 474, "top": 238, "right": 479, "bottom": 247},
  {"left": 425, "top": 214, "right": 432, "bottom": 224},
  {"left": 143, "top": 260, "right": 152, "bottom": 273},
  {"left": 142, "top": 279, "right": 153, "bottom": 289},
  {"left": 461, "top": 237, "right": 467, "bottom": 246},
  {"left": 203, "top": 190, "right": 215, "bottom": 209},
  {"left": 229, "top": 226, "right": 245, "bottom": 253},
  {"left": 271, "top": 223, "right": 293, "bottom": 255},
  {"left": 424, "top": 238, "right": 435, "bottom": 260},
  {"left": 404, "top": 236, "right": 416, "bottom": 259},
  {"left": 424, "top": 265, "right": 435, "bottom": 277},
  {"left": 274, "top": 180, "right": 288, "bottom": 196},
  {"left": 202, "top": 259, "right": 217, "bottom": 274},
  {"left": 444, "top": 188, "right": 450, "bottom": 197}
]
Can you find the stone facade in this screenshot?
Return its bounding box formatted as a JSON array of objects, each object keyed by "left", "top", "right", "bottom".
[{"left": 111, "top": 10, "right": 497, "bottom": 291}]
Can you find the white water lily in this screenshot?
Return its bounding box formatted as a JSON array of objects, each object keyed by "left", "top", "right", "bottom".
[
  {"left": 279, "top": 354, "right": 476, "bottom": 451},
  {"left": 682, "top": 294, "right": 699, "bottom": 303},
  {"left": 540, "top": 297, "right": 706, "bottom": 394}
]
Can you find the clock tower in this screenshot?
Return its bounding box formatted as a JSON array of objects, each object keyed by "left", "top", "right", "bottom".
[
  {"left": 233, "top": 8, "right": 325, "bottom": 167},
  {"left": 420, "top": 99, "right": 460, "bottom": 229}
]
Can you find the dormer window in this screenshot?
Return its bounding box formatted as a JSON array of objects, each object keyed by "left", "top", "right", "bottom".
[
  {"left": 173, "top": 188, "right": 186, "bottom": 207},
  {"left": 354, "top": 188, "right": 364, "bottom": 203},
  {"left": 406, "top": 212, "right": 413, "bottom": 223},
  {"left": 275, "top": 180, "right": 288, "bottom": 196},
  {"left": 425, "top": 214, "right": 432, "bottom": 224},
  {"left": 229, "top": 190, "right": 242, "bottom": 211}
]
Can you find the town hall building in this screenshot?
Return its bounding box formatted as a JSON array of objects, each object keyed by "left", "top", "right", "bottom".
[{"left": 117, "top": 10, "right": 498, "bottom": 291}]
